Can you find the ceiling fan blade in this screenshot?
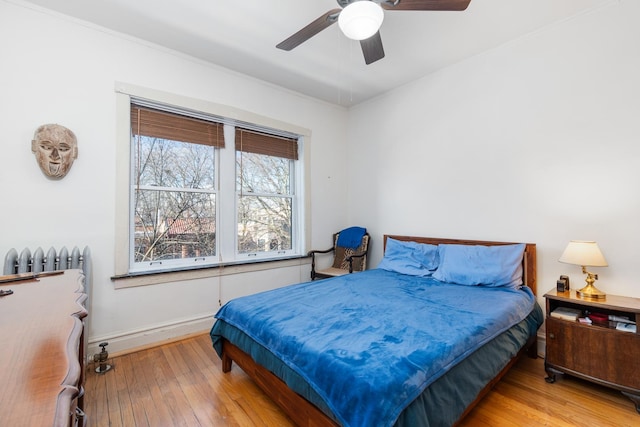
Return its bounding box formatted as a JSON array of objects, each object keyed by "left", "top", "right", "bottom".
[
  {"left": 276, "top": 8, "right": 342, "bottom": 51},
  {"left": 360, "top": 31, "right": 385, "bottom": 65},
  {"left": 381, "top": 0, "right": 471, "bottom": 11}
]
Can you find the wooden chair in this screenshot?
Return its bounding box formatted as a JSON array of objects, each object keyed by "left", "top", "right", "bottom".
[{"left": 308, "top": 230, "right": 370, "bottom": 280}]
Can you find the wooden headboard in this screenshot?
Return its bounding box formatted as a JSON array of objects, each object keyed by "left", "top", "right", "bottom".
[{"left": 383, "top": 235, "right": 537, "bottom": 296}]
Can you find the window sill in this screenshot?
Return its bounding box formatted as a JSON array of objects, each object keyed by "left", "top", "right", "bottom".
[{"left": 111, "top": 255, "right": 310, "bottom": 289}]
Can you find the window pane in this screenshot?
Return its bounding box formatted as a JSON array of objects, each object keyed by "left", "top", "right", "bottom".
[
  {"left": 135, "top": 136, "right": 215, "bottom": 190},
  {"left": 237, "top": 195, "right": 292, "bottom": 253},
  {"left": 134, "top": 189, "right": 216, "bottom": 262},
  {"left": 236, "top": 152, "right": 290, "bottom": 194}
]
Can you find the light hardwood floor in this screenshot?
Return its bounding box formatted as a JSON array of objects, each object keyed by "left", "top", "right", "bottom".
[{"left": 84, "top": 333, "right": 637, "bottom": 427}]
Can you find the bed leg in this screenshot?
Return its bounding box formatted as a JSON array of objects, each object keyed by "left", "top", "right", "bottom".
[
  {"left": 525, "top": 336, "right": 538, "bottom": 359},
  {"left": 222, "top": 351, "right": 232, "bottom": 373},
  {"left": 527, "top": 342, "right": 538, "bottom": 358}
]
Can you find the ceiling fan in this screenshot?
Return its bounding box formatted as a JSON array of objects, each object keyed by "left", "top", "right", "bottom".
[{"left": 276, "top": 0, "right": 472, "bottom": 65}]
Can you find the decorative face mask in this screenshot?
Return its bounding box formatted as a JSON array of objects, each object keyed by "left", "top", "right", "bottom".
[{"left": 31, "top": 124, "right": 78, "bottom": 179}]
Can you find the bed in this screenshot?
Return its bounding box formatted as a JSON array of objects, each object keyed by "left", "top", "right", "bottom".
[{"left": 210, "top": 235, "right": 543, "bottom": 426}]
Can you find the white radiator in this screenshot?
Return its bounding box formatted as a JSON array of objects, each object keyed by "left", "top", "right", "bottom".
[{"left": 3, "top": 246, "right": 92, "bottom": 298}]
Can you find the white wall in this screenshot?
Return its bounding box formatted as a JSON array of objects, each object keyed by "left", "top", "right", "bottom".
[
  {"left": 347, "top": 1, "right": 640, "bottom": 302},
  {"left": 0, "top": 1, "right": 349, "bottom": 354}
]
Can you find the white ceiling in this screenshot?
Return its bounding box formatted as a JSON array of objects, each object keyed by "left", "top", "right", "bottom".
[{"left": 21, "top": 0, "right": 611, "bottom": 107}]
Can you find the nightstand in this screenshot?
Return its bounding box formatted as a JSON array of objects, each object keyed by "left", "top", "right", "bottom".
[{"left": 544, "top": 289, "right": 640, "bottom": 414}]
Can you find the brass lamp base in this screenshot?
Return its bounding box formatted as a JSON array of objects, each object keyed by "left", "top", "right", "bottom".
[
  {"left": 576, "top": 283, "right": 606, "bottom": 300},
  {"left": 576, "top": 268, "right": 606, "bottom": 300}
]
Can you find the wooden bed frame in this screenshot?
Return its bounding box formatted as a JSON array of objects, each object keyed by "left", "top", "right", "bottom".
[{"left": 220, "top": 235, "right": 538, "bottom": 427}]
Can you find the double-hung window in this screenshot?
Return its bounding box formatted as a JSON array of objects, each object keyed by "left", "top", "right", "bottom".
[
  {"left": 126, "top": 99, "right": 303, "bottom": 275},
  {"left": 130, "top": 105, "right": 222, "bottom": 272},
  {"left": 235, "top": 128, "right": 298, "bottom": 259}
]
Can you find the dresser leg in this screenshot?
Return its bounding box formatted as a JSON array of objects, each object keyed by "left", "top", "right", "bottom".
[
  {"left": 544, "top": 362, "right": 563, "bottom": 384},
  {"left": 621, "top": 392, "right": 640, "bottom": 415}
]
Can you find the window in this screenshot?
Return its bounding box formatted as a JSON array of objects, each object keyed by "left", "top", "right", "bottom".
[
  {"left": 126, "top": 99, "right": 304, "bottom": 274},
  {"left": 236, "top": 128, "right": 298, "bottom": 257}
]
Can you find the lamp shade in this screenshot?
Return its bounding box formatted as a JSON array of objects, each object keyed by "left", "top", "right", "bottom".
[
  {"left": 559, "top": 240, "right": 608, "bottom": 267},
  {"left": 338, "top": 1, "right": 384, "bottom": 41}
]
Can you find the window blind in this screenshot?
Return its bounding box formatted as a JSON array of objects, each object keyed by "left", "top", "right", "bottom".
[
  {"left": 131, "top": 104, "right": 224, "bottom": 148},
  {"left": 235, "top": 128, "right": 298, "bottom": 160}
]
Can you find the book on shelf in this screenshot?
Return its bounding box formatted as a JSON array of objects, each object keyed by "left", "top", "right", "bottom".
[
  {"left": 550, "top": 307, "right": 582, "bottom": 321},
  {"left": 616, "top": 322, "right": 637, "bottom": 333}
]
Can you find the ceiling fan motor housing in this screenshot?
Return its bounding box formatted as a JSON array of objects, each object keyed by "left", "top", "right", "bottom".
[{"left": 336, "top": 0, "right": 388, "bottom": 6}]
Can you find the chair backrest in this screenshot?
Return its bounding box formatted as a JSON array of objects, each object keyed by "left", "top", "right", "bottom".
[{"left": 331, "top": 233, "right": 369, "bottom": 272}]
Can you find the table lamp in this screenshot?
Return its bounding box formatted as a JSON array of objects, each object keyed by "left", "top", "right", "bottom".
[{"left": 558, "top": 240, "right": 608, "bottom": 300}]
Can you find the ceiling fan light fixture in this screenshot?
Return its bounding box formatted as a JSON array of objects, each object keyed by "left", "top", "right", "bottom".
[{"left": 338, "top": 1, "right": 384, "bottom": 41}]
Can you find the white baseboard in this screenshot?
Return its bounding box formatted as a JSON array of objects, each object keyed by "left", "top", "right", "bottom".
[{"left": 86, "top": 314, "right": 215, "bottom": 361}]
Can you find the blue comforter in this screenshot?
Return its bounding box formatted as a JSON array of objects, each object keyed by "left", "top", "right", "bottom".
[{"left": 213, "top": 269, "right": 537, "bottom": 427}]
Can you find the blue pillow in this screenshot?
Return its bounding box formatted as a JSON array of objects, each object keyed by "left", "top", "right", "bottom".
[
  {"left": 377, "top": 238, "right": 439, "bottom": 276},
  {"left": 432, "top": 243, "right": 526, "bottom": 288}
]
